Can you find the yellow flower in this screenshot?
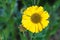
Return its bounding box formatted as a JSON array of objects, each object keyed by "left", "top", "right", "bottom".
[{"left": 22, "top": 6, "right": 49, "bottom": 33}]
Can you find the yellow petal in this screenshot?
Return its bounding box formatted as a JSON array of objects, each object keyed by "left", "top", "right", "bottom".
[
  {"left": 29, "top": 22, "right": 35, "bottom": 33},
  {"left": 36, "top": 6, "right": 44, "bottom": 13},
  {"left": 23, "top": 6, "right": 38, "bottom": 16},
  {"left": 38, "top": 23, "right": 43, "bottom": 32},
  {"left": 35, "top": 24, "right": 39, "bottom": 33},
  {"left": 41, "top": 11, "right": 49, "bottom": 19},
  {"left": 41, "top": 20, "right": 49, "bottom": 29},
  {"left": 30, "top": 6, "right": 38, "bottom": 12},
  {"left": 22, "top": 20, "right": 29, "bottom": 30},
  {"left": 23, "top": 10, "right": 32, "bottom": 16},
  {"left": 22, "top": 15, "right": 30, "bottom": 20},
  {"left": 22, "top": 19, "right": 35, "bottom": 33}
]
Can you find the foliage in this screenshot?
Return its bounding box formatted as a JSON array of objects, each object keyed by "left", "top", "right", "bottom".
[{"left": 0, "top": 0, "right": 60, "bottom": 40}]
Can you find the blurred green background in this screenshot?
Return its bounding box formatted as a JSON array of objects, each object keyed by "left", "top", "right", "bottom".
[{"left": 0, "top": 0, "right": 60, "bottom": 40}]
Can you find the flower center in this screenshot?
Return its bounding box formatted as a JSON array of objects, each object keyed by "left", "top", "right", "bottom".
[{"left": 31, "top": 13, "right": 41, "bottom": 23}]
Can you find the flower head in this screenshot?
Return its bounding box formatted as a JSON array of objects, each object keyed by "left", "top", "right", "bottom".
[{"left": 22, "top": 6, "right": 49, "bottom": 33}]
